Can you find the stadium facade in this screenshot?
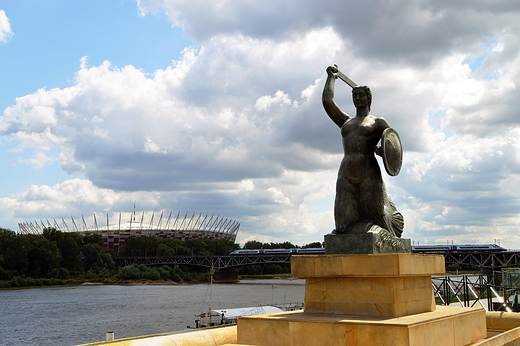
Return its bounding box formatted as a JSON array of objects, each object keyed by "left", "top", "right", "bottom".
[{"left": 18, "top": 211, "right": 240, "bottom": 251}]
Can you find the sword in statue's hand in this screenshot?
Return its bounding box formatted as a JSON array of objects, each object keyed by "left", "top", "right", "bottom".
[{"left": 333, "top": 64, "right": 358, "bottom": 88}]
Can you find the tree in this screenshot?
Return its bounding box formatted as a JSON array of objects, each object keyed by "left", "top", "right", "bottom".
[
  {"left": 157, "top": 243, "right": 175, "bottom": 256},
  {"left": 303, "top": 242, "right": 323, "bottom": 248},
  {"left": 278, "top": 241, "right": 297, "bottom": 249},
  {"left": 186, "top": 239, "right": 216, "bottom": 256},
  {"left": 244, "top": 240, "right": 263, "bottom": 249},
  {"left": 0, "top": 229, "right": 31, "bottom": 278},
  {"left": 82, "top": 243, "right": 103, "bottom": 272},
  {"left": 43, "top": 228, "right": 83, "bottom": 271},
  {"left": 215, "top": 240, "right": 239, "bottom": 255},
  {"left": 27, "top": 238, "right": 61, "bottom": 278}
]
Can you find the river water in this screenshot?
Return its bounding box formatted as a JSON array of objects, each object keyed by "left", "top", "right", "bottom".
[{"left": 0, "top": 279, "right": 305, "bottom": 346}]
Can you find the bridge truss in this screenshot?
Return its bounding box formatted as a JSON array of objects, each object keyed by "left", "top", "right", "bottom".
[
  {"left": 444, "top": 252, "right": 520, "bottom": 270},
  {"left": 114, "top": 254, "right": 292, "bottom": 270},
  {"left": 115, "top": 251, "right": 520, "bottom": 271}
]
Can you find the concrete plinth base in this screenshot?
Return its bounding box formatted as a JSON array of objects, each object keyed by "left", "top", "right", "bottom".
[
  {"left": 324, "top": 232, "right": 411, "bottom": 254},
  {"left": 237, "top": 306, "right": 486, "bottom": 346},
  {"left": 235, "top": 254, "right": 486, "bottom": 346},
  {"left": 293, "top": 253, "right": 443, "bottom": 317}
]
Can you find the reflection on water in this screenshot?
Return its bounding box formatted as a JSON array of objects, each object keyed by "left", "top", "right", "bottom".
[{"left": 0, "top": 279, "right": 305, "bottom": 346}]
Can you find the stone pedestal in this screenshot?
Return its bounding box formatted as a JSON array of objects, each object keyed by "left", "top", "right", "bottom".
[
  {"left": 299, "top": 254, "right": 438, "bottom": 317},
  {"left": 237, "top": 254, "right": 487, "bottom": 346},
  {"left": 324, "top": 232, "right": 411, "bottom": 254}
]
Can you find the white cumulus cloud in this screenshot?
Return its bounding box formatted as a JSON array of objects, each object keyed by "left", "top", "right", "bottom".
[{"left": 0, "top": 10, "right": 13, "bottom": 44}]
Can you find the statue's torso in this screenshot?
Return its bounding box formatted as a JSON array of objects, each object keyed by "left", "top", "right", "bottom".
[{"left": 339, "top": 115, "right": 382, "bottom": 184}]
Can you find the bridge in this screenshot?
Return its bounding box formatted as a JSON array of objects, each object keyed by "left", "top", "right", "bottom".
[
  {"left": 445, "top": 251, "right": 520, "bottom": 271},
  {"left": 114, "top": 254, "right": 292, "bottom": 270},
  {"left": 115, "top": 251, "right": 520, "bottom": 271}
]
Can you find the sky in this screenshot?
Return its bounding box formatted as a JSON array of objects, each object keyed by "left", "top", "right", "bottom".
[{"left": 1, "top": 1, "right": 520, "bottom": 248}]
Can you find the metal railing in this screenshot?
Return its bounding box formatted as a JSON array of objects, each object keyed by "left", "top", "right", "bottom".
[{"left": 432, "top": 274, "right": 520, "bottom": 312}]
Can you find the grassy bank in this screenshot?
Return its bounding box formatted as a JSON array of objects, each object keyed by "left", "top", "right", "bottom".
[
  {"left": 0, "top": 277, "right": 202, "bottom": 290},
  {"left": 0, "top": 263, "right": 212, "bottom": 290},
  {"left": 1, "top": 273, "right": 301, "bottom": 290},
  {"left": 238, "top": 273, "right": 295, "bottom": 279}
]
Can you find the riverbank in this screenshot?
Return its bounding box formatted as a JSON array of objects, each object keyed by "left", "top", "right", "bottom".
[
  {"left": 237, "top": 273, "right": 294, "bottom": 279},
  {"left": 0, "top": 274, "right": 298, "bottom": 291},
  {"left": 0, "top": 278, "right": 194, "bottom": 291}
]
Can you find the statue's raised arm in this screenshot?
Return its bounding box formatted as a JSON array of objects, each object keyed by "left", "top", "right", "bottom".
[{"left": 322, "top": 65, "right": 350, "bottom": 128}]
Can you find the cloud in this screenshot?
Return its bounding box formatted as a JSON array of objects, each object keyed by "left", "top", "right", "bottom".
[
  {"left": 3, "top": 1, "right": 520, "bottom": 246},
  {"left": 0, "top": 10, "right": 13, "bottom": 44},
  {"left": 1, "top": 28, "right": 343, "bottom": 191},
  {"left": 1, "top": 179, "right": 170, "bottom": 230},
  {"left": 136, "top": 1, "right": 520, "bottom": 66},
  {"left": 1, "top": 27, "right": 343, "bottom": 243}
]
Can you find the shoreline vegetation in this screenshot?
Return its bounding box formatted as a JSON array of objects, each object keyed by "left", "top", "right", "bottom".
[
  {"left": 1, "top": 273, "right": 300, "bottom": 291},
  {"left": 0, "top": 227, "right": 320, "bottom": 291}
]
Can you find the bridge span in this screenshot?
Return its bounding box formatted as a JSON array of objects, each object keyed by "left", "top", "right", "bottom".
[
  {"left": 114, "top": 251, "right": 520, "bottom": 271},
  {"left": 445, "top": 251, "right": 520, "bottom": 271},
  {"left": 114, "top": 254, "right": 292, "bottom": 270}
]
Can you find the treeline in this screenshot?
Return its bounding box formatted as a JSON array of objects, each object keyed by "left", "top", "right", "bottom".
[
  {"left": 117, "top": 236, "right": 240, "bottom": 257},
  {"left": 0, "top": 228, "right": 113, "bottom": 282},
  {"left": 243, "top": 240, "right": 322, "bottom": 250},
  {"left": 0, "top": 227, "right": 321, "bottom": 288}
]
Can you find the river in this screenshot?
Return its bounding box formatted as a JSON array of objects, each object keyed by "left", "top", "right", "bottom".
[{"left": 0, "top": 279, "right": 305, "bottom": 346}]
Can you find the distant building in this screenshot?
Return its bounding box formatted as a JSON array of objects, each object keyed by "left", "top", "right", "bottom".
[{"left": 18, "top": 211, "right": 240, "bottom": 250}]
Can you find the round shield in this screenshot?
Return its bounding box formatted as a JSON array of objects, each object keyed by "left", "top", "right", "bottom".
[{"left": 381, "top": 128, "right": 402, "bottom": 176}]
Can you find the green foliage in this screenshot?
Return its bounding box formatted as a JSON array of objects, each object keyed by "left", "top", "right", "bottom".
[
  {"left": 0, "top": 275, "right": 65, "bottom": 288},
  {"left": 0, "top": 227, "right": 120, "bottom": 282},
  {"left": 145, "top": 268, "right": 161, "bottom": 280},
  {"left": 244, "top": 240, "right": 264, "bottom": 249},
  {"left": 114, "top": 264, "right": 191, "bottom": 281},
  {"left": 157, "top": 243, "right": 175, "bottom": 256},
  {"left": 83, "top": 234, "right": 103, "bottom": 245},
  {"left": 27, "top": 238, "right": 61, "bottom": 278},
  {"left": 215, "top": 240, "right": 240, "bottom": 255},
  {"left": 47, "top": 267, "right": 70, "bottom": 279},
  {"left": 243, "top": 240, "right": 300, "bottom": 250},
  {"left": 10, "top": 276, "right": 20, "bottom": 287},
  {"left": 303, "top": 242, "right": 323, "bottom": 248},
  {"left": 82, "top": 243, "right": 103, "bottom": 271},
  {"left": 117, "top": 236, "right": 237, "bottom": 257},
  {"left": 117, "top": 264, "right": 141, "bottom": 280},
  {"left": 272, "top": 241, "right": 297, "bottom": 249},
  {"left": 0, "top": 226, "right": 246, "bottom": 286},
  {"left": 41, "top": 228, "right": 84, "bottom": 271}
]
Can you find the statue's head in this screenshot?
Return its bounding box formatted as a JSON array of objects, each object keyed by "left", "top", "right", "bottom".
[{"left": 352, "top": 86, "right": 372, "bottom": 111}]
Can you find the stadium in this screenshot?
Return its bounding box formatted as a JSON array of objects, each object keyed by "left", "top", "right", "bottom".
[{"left": 18, "top": 211, "right": 240, "bottom": 251}]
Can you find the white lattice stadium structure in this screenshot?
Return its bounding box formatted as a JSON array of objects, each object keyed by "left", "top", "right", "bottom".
[{"left": 18, "top": 211, "right": 240, "bottom": 251}]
